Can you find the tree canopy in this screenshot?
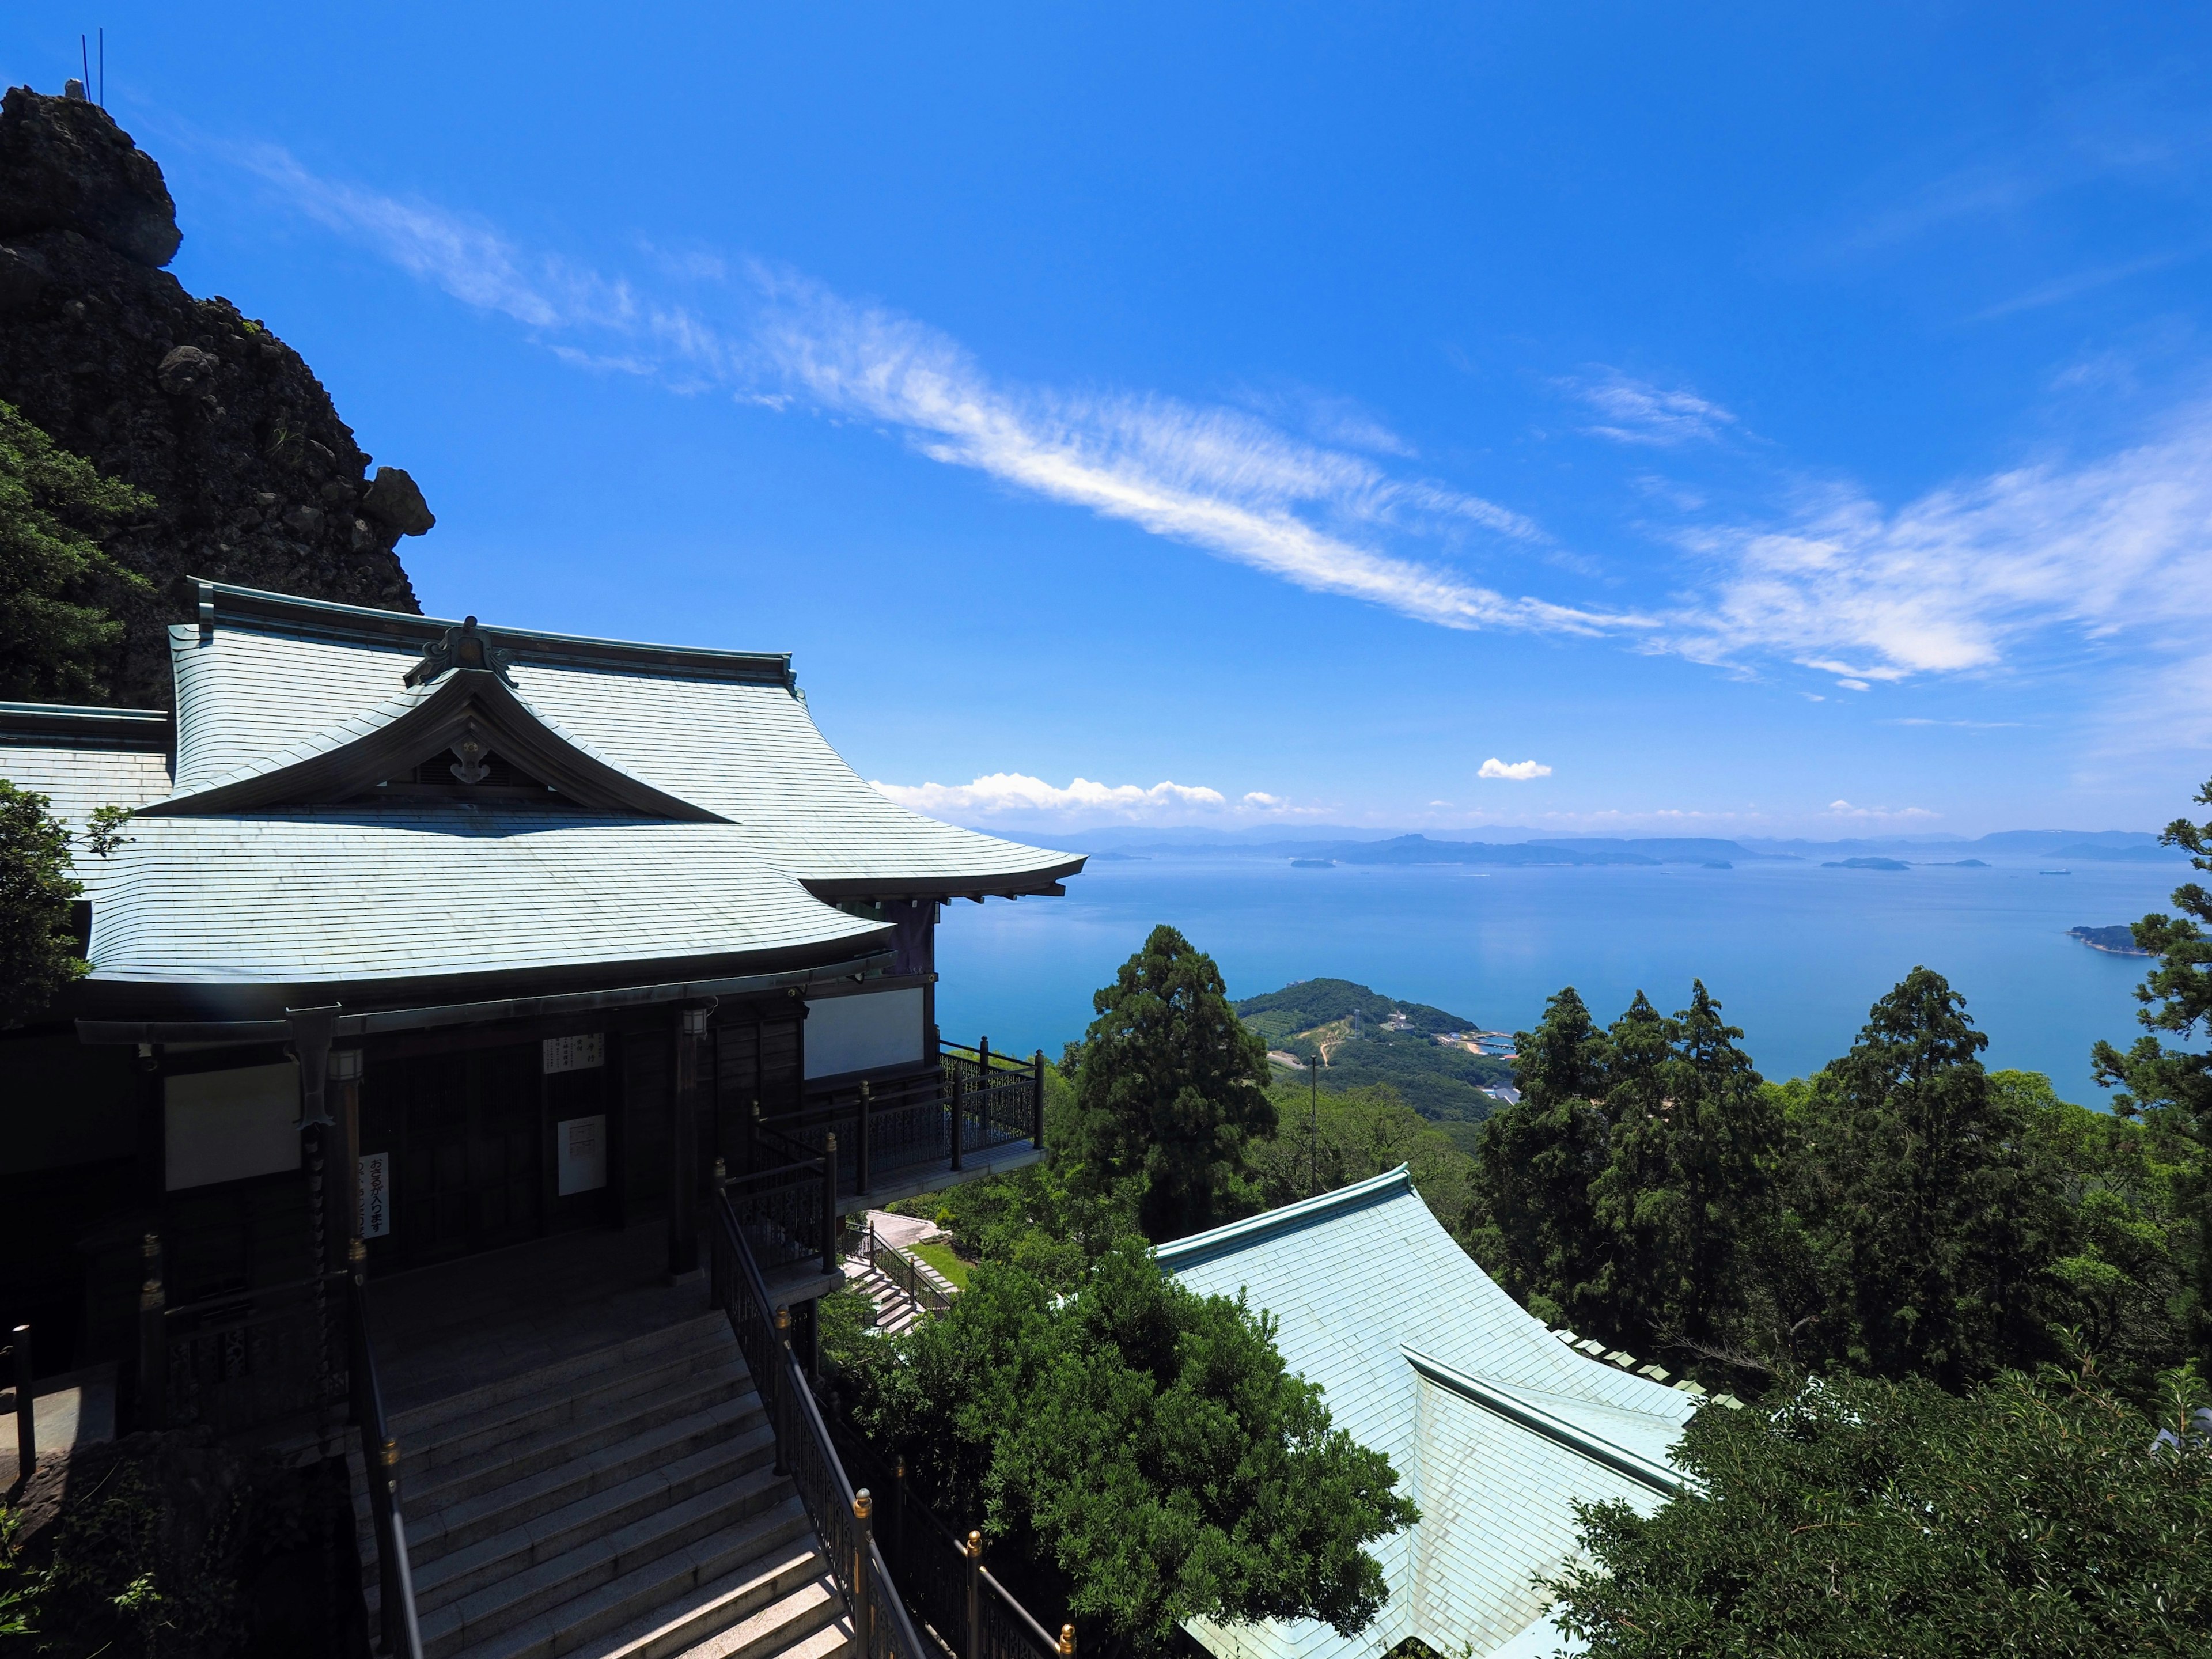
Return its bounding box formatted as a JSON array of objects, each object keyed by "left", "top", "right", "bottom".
[
  {"left": 0, "top": 399, "right": 151, "bottom": 703},
  {"left": 828, "top": 1241, "right": 1417, "bottom": 1657},
  {"left": 1548, "top": 1365, "right": 2212, "bottom": 1657},
  {"left": 0, "top": 779, "right": 86, "bottom": 1025},
  {"left": 1067, "top": 923, "right": 1276, "bottom": 1241}
]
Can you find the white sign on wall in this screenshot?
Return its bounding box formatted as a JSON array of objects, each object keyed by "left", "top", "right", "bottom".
[
  {"left": 543, "top": 1033, "right": 605, "bottom": 1074},
  {"left": 359, "top": 1152, "right": 391, "bottom": 1239},
  {"left": 557, "top": 1114, "right": 608, "bottom": 1196},
  {"left": 164, "top": 1063, "right": 302, "bottom": 1191}
]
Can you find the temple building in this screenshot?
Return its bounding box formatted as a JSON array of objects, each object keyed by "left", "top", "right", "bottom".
[
  {"left": 1158, "top": 1168, "right": 1696, "bottom": 1659},
  {"left": 1, "top": 579, "right": 1077, "bottom": 1421}
]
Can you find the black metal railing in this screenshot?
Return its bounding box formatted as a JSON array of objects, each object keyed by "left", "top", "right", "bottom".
[
  {"left": 858, "top": 1220, "right": 955, "bottom": 1320},
  {"left": 141, "top": 1267, "right": 344, "bottom": 1437},
  {"left": 709, "top": 1187, "right": 935, "bottom": 1659},
  {"left": 721, "top": 1153, "right": 839, "bottom": 1274},
  {"left": 757, "top": 1040, "right": 1043, "bottom": 1198},
  {"left": 4, "top": 1321, "right": 32, "bottom": 1482},
  {"left": 346, "top": 1244, "right": 423, "bottom": 1659},
  {"left": 823, "top": 1402, "right": 1070, "bottom": 1659}
]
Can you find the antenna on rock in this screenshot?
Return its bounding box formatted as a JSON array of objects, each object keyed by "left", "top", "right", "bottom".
[
  {"left": 99, "top": 26, "right": 105, "bottom": 108},
  {"left": 79, "top": 33, "right": 90, "bottom": 96}
]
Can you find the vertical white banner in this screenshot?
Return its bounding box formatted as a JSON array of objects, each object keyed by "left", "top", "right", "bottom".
[{"left": 359, "top": 1150, "right": 391, "bottom": 1239}]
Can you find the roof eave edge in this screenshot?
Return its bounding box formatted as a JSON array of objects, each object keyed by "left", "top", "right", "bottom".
[{"left": 1154, "top": 1164, "right": 1415, "bottom": 1267}]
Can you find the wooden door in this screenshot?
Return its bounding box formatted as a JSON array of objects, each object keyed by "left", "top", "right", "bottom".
[{"left": 360, "top": 1041, "right": 543, "bottom": 1270}]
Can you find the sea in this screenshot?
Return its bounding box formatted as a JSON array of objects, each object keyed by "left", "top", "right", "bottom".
[{"left": 933, "top": 851, "right": 2196, "bottom": 1108}]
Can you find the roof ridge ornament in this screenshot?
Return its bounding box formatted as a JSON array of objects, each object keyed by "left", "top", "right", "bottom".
[{"left": 403, "top": 616, "right": 516, "bottom": 688}]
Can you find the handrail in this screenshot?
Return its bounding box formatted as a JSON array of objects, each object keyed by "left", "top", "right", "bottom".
[
  {"left": 862, "top": 1221, "right": 953, "bottom": 1318},
  {"left": 711, "top": 1188, "right": 933, "bottom": 1659},
  {"left": 346, "top": 1243, "right": 424, "bottom": 1659}
]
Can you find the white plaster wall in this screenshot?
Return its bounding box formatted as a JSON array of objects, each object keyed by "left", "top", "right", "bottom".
[
  {"left": 804, "top": 987, "right": 925, "bottom": 1079},
  {"left": 165, "top": 1061, "right": 300, "bottom": 1190}
]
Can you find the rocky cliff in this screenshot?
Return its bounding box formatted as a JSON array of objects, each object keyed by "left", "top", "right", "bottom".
[{"left": 0, "top": 84, "right": 425, "bottom": 709}]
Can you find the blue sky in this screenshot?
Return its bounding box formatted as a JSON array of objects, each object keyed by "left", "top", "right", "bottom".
[{"left": 10, "top": 5, "right": 2212, "bottom": 838}]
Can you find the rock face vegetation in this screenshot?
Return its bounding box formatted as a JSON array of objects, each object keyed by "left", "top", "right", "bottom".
[{"left": 0, "top": 85, "right": 424, "bottom": 708}]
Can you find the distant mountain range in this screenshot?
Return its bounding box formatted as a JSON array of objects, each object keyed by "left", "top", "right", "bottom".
[{"left": 1054, "top": 826, "right": 2191, "bottom": 864}]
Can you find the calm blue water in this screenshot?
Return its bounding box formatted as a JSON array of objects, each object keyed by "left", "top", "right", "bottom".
[{"left": 934, "top": 854, "right": 2194, "bottom": 1106}]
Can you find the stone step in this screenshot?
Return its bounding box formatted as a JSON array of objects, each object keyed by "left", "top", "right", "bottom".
[
  {"left": 391, "top": 1313, "right": 730, "bottom": 1439},
  {"left": 567, "top": 1545, "right": 839, "bottom": 1659},
  {"left": 431, "top": 1494, "right": 819, "bottom": 1659},
  {"left": 667, "top": 1578, "right": 849, "bottom": 1659},
  {"left": 399, "top": 1320, "right": 738, "bottom": 1476},
  {"left": 366, "top": 1398, "right": 771, "bottom": 1571},
  {"left": 408, "top": 1364, "right": 747, "bottom": 1515}
]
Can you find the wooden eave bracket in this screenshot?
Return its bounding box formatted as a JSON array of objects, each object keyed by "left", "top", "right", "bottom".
[{"left": 139, "top": 668, "right": 730, "bottom": 823}]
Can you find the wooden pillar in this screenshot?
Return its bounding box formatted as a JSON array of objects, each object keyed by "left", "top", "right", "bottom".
[
  {"left": 135, "top": 1233, "right": 165, "bottom": 1431},
  {"left": 671, "top": 1002, "right": 715, "bottom": 1278},
  {"left": 856, "top": 1082, "right": 872, "bottom": 1196},
  {"left": 329, "top": 1048, "right": 364, "bottom": 1270}
]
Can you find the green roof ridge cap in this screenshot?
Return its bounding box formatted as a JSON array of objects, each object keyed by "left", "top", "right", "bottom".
[
  {"left": 1154, "top": 1164, "right": 1414, "bottom": 1267},
  {"left": 1400, "top": 1346, "right": 1691, "bottom": 1496}
]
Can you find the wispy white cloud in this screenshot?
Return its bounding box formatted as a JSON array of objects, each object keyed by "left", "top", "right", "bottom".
[
  {"left": 1660, "top": 410, "right": 2212, "bottom": 681},
  {"left": 1827, "top": 799, "right": 1940, "bottom": 820},
  {"left": 1570, "top": 372, "right": 1738, "bottom": 448},
  {"left": 869, "top": 772, "right": 1305, "bottom": 821},
  {"left": 1478, "top": 757, "right": 1553, "bottom": 780},
  {"left": 238, "top": 146, "right": 1639, "bottom": 639}
]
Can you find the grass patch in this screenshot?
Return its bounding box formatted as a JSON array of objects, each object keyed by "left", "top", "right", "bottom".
[{"left": 908, "top": 1237, "right": 972, "bottom": 1290}]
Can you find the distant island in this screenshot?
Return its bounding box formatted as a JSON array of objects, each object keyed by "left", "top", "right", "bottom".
[
  {"left": 2071, "top": 925, "right": 2152, "bottom": 956},
  {"left": 1236, "top": 977, "right": 1514, "bottom": 1144},
  {"left": 1289, "top": 857, "right": 1335, "bottom": 868},
  {"left": 1823, "top": 856, "right": 1910, "bottom": 871},
  {"left": 1927, "top": 858, "right": 1990, "bottom": 868}
]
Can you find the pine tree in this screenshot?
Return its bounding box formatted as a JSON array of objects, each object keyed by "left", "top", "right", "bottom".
[
  {"left": 1474, "top": 987, "right": 1613, "bottom": 1329},
  {"left": 1068, "top": 925, "right": 1275, "bottom": 1242},
  {"left": 0, "top": 780, "right": 86, "bottom": 1025}
]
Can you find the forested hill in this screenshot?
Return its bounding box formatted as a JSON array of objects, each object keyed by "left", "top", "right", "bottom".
[{"left": 1234, "top": 976, "right": 1513, "bottom": 1131}]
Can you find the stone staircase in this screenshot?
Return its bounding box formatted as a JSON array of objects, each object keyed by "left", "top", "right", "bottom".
[
  {"left": 355, "top": 1312, "right": 851, "bottom": 1659},
  {"left": 844, "top": 1242, "right": 957, "bottom": 1338}
]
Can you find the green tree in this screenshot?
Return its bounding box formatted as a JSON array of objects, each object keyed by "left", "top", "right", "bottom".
[
  {"left": 1472, "top": 986, "right": 1613, "bottom": 1329},
  {"left": 1248, "top": 1080, "right": 1479, "bottom": 1245},
  {"left": 1590, "top": 983, "right": 1775, "bottom": 1358},
  {"left": 834, "top": 1242, "right": 1418, "bottom": 1657},
  {"left": 2094, "top": 776, "right": 2212, "bottom": 1359},
  {"left": 0, "top": 779, "right": 86, "bottom": 1025},
  {"left": 0, "top": 400, "right": 152, "bottom": 702},
  {"left": 1790, "top": 968, "right": 2070, "bottom": 1387},
  {"left": 1068, "top": 925, "right": 1275, "bottom": 1241},
  {"left": 1548, "top": 1365, "right": 2212, "bottom": 1657}
]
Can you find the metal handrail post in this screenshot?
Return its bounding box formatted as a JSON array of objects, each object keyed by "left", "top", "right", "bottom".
[
  {"left": 10, "top": 1324, "right": 32, "bottom": 1475},
  {"left": 949, "top": 1070, "right": 964, "bottom": 1172},
  {"left": 137, "top": 1233, "right": 165, "bottom": 1431},
  {"left": 821, "top": 1134, "right": 840, "bottom": 1275},
  {"left": 771, "top": 1308, "right": 791, "bottom": 1475},
  {"left": 853, "top": 1490, "right": 875, "bottom": 1658},
  {"left": 964, "top": 1530, "right": 983, "bottom": 1659},
  {"left": 857, "top": 1082, "right": 873, "bottom": 1196},
  {"left": 1031, "top": 1050, "right": 1044, "bottom": 1149}
]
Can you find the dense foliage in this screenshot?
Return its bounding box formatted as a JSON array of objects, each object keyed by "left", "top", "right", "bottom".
[
  {"left": 1548, "top": 1365, "right": 2212, "bottom": 1657},
  {"left": 0, "top": 399, "right": 150, "bottom": 703},
  {"left": 1471, "top": 969, "right": 2200, "bottom": 1399},
  {"left": 2094, "top": 775, "right": 2212, "bottom": 1358},
  {"left": 1066, "top": 924, "right": 1276, "bottom": 1241},
  {"left": 827, "top": 1241, "right": 1416, "bottom": 1657},
  {"left": 0, "top": 780, "right": 86, "bottom": 1027}
]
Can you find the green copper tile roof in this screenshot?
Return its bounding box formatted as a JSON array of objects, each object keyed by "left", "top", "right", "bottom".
[{"left": 1162, "top": 1168, "right": 1695, "bottom": 1659}]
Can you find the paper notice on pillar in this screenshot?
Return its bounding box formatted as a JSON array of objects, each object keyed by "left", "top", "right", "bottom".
[
  {"left": 359, "top": 1152, "right": 391, "bottom": 1239},
  {"left": 558, "top": 1115, "right": 608, "bottom": 1196}
]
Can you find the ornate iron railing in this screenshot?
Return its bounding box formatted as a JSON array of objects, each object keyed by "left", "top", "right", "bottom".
[
  {"left": 346, "top": 1243, "right": 424, "bottom": 1659},
  {"left": 721, "top": 1154, "right": 838, "bottom": 1274},
  {"left": 709, "top": 1187, "right": 934, "bottom": 1659},
  {"left": 859, "top": 1219, "right": 955, "bottom": 1319},
  {"left": 758, "top": 1040, "right": 1043, "bottom": 1196},
  {"left": 142, "top": 1268, "right": 343, "bottom": 1437}
]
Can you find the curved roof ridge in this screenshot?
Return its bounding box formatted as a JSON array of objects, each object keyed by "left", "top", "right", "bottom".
[
  {"left": 1154, "top": 1164, "right": 1414, "bottom": 1267},
  {"left": 1401, "top": 1347, "right": 1690, "bottom": 1495}
]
